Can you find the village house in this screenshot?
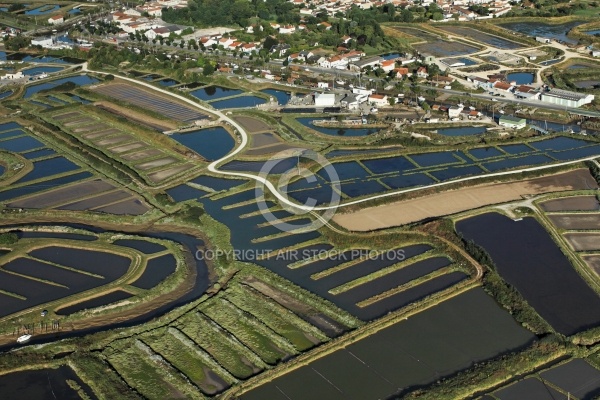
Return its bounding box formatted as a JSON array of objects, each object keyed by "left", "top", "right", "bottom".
[
  {"left": 393, "top": 67, "right": 409, "bottom": 79},
  {"left": 368, "top": 93, "right": 389, "bottom": 106},
  {"left": 48, "top": 15, "right": 64, "bottom": 25},
  {"left": 380, "top": 60, "right": 396, "bottom": 73},
  {"left": 416, "top": 66, "right": 428, "bottom": 79},
  {"left": 493, "top": 81, "right": 513, "bottom": 92},
  {"left": 240, "top": 43, "right": 257, "bottom": 53},
  {"left": 349, "top": 56, "right": 383, "bottom": 72},
  {"left": 279, "top": 25, "right": 296, "bottom": 34},
  {"left": 431, "top": 75, "right": 454, "bottom": 84}
]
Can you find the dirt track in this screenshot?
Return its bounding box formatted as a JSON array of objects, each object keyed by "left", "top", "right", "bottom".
[{"left": 333, "top": 169, "right": 598, "bottom": 231}]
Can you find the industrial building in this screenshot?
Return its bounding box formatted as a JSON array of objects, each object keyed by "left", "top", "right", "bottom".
[
  {"left": 499, "top": 115, "right": 527, "bottom": 129},
  {"left": 314, "top": 93, "right": 336, "bottom": 107},
  {"left": 540, "top": 89, "right": 595, "bottom": 108}
]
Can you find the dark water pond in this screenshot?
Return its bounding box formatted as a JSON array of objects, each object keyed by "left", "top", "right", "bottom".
[
  {"left": 0, "top": 223, "right": 210, "bottom": 351},
  {"left": 507, "top": 72, "right": 534, "bottom": 85},
  {"left": 0, "top": 121, "right": 22, "bottom": 132},
  {"left": 166, "top": 184, "right": 207, "bottom": 202},
  {"left": 22, "top": 66, "right": 63, "bottom": 76},
  {"left": 0, "top": 365, "right": 97, "bottom": 399},
  {"left": 112, "top": 239, "right": 166, "bottom": 254},
  {"left": 158, "top": 79, "right": 179, "bottom": 87},
  {"left": 499, "top": 143, "right": 533, "bottom": 155},
  {"left": 469, "top": 147, "right": 504, "bottom": 159},
  {"left": 499, "top": 21, "right": 582, "bottom": 45},
  {"left": 68, "top": 94, "right": 90, "bottom": 104},
  {"left": 430, "top": 165, "right": 484, "bottom": 181},
  {"left": 188, "top": 175, "right": 246, "bottom": 191},
  {"left": 457, "top": 212, "right": 600, "bottom": 335},
  {"left": 482, "top": 154, "right": 552, "bottom": 172},
  {"left": 574, "top": 80, "right": 600, "bottom": 89},
  {"left": 57, "top": 290, "right": 133, "bottom": 316},
  {"left": 190, "top": 86, "right": 243, "bottom": 101},
  {"left": 170, "top": 127, "right": 234, "bottom": 161},
  {"left": 0, "top": 172, "right": 92, "bottom": 202},
  {"left": 242, "top": 288, "right": 534, "bottom": 400},
  {"left": 0, "top": 135, "right": 44, "bottom": 153},
  {"left": 210, "top": 96, "right": 266, "bottom": 109},
  {"left": 24, "top": 4, "right": 60, "bottom": 15},
  {"left": 131, "top": 254, "right": 177, "bottom": 289},
  {"left": 261, "top": 89, "right": 290, "bottom": 105},
  {"left": 16, "top": 157, "right": 80, "bottom": 184},
  {"left": 24, "top": 75, "right": 99, "bottom": 98},
  {"left": 410, "top": 151, "right": 463, "bottom": 168}
]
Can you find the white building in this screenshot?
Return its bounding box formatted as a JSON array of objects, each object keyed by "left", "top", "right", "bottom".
[
  {"left": 1, "top": 71, "right": 24, "bottom": 80},
  {"left": 499, "top": 115, "right": 526, "bottom": 129},
  {"left": 448, "top": 106, "right": 464, "bottom": 118},
  {"left": 368, "top": 94, "right": 388, "bottom": 106},
  {"left": 48, "top": 15, "right": 64, "bottom": 25},
  {"left": 31, "top": 37, "right": 53, "bottom": 47},
  {"left": 540, "top": 89, "right": 595, "bottom": 108},
  {"left": 314, "top": 93, "right": 336, "bottom": 107},
  {"left": 352, "top": 87, "right": 373, "bottom": 96}
]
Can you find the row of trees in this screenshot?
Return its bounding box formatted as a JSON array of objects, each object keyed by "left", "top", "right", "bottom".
[
  {"left": 162, "top": 0, "right": 297, "bottom": 28},
  {"left": 88, "top": 43, "right": 216, "bottom": 77}
]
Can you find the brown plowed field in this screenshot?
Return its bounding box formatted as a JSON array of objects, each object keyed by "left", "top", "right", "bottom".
[
  {"left": 7, "top": 180, "right": 115, "bottom": 209},
  {"left": 233, "top": 116, "right": 272, "bottom": 133},
  {"left": 583, "top": 255, "right": 600, "bottom": 277},
  {"left": 564, "top": 233, "right": 600, "bottom": 251},
  {"left": 334, "top": 169, "right": 598, "bottom": 231},
  {"left": 540, "top": 196, "right": 600, "bottom": 212},
  {"left": 548, "top": 214, "right": 600, "bottom": 230}
]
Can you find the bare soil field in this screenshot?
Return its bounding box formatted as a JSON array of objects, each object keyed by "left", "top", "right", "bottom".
[
  {"left": 245, "top": 143, "right": 297, "bottom": 156},
  {"left": 54, "top": 112, "right": 83, "bottom": 121},
  {"left": 94, "top": 135, "right": 132, "bottom": 147},
  {"left": 82, "top": 129, "right": 121, "bottom": 140},
  {"left": 93, "top": 83, "right": 207, "bottom": 122},
  {"left": 147, "top": 164, "right": 189, "bottom": 183},
  {"left": 564, "top": 233, "right": 600, "bottom": 251},
  {"left": 6, "top": 179, "right": 115, "bottom": 209},
  {"left": 135, "top": 157, "right": 177, "bottom": 171},
  {"left": 109, "top": 142, "right": 145, "bottom": 154},
  {"left": 245, "top": 131, "right": 301, "bottom": 156},
  {"left": 121, "top": 148, "right": 163, "bottom": 161},
  {"left": 95, "top": 101, "right": 176, "bottom": 131},
  {"left": 334, "top": 169, "right": 598, "bottom": 231},
  {"left": 583, "top": 255, "right": 600, "bottom": 277},
  {"left": 82, "top": 131, "right": 115, "bottom": 140},
  {"left": 251, "top": 133, "right": 279, "bottom": 147},
  {"left": 63, "top": 117, "right": 95, "bottom": 127},
  {"left": 95, "top": 198, "right": 150, "bottom": 215},
  {"left": 548, "top": 214, "right": 600, "bottom": 230},
  {"left": 72, "top": 124, "right": 104, "bottom": 133},
  {"left": 58, "top": 190, "right": 132, "bottom": 211},
  {"left": 541, "top": 196, "right": 600, "bottom": 212},
  {"left": 234, "top": 116, "right": 272, "bottom": 133}
]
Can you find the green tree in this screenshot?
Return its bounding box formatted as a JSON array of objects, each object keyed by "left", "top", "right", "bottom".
[
  {"left": 0, "top": 232, "right": 18, "bottom": 245},
  {"left": 202, "top": 63, "right": 215, "bottom": 75}
]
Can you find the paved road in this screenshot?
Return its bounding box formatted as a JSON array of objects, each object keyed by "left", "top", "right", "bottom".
[{"left": 83, "top": 63, "right": 600, "bottom": 213}]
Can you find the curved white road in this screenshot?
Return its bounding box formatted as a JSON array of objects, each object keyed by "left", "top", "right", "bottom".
[{"left": 84, "top": 64, "right": 600, "bottom": 213}]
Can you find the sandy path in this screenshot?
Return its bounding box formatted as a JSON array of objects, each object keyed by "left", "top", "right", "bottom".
[{"left": 333, "top": 169, "right": 598, "bottom": 231}]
